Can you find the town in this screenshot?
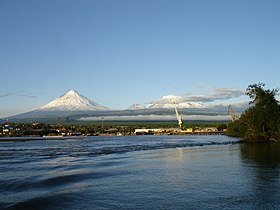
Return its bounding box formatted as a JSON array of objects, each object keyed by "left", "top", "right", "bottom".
[{"left": 0, "top": 121, "right": 227, "bottom": 138}]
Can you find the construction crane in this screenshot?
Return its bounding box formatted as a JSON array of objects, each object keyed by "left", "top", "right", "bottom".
[
  {"left": 173, "top": 101, "right": 183, "bottom": 128},
  {"left": 228, "top": 105, "right": 239, "bottom": 122}
]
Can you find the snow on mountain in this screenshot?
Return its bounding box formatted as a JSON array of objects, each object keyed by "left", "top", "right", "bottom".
[
  {"left": 127, "top": 104, "right": 145, "bottom": 110},
  {"left": 162, "top": 94, "right": 182, "bottom": 101},
  {"left": 39, "top": 89, "right": 108, "bottom": 111},
  {"left": 146, "top": 94, "right": 204, "bottom": 109}
]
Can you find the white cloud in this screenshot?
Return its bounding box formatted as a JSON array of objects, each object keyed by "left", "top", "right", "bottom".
[
  {"left": 145, "top": 86, "right": 245, "bottom": 106},
  {"left": 0, "top": 91, "right": 39, "bottom": 98},
  {"left": 181, "top": 86, "right": 245, "bottom": 103},
  {"left": 79, "top": 114, "right": 231, "bottom": 121},
  {"left": 0, "top": 92, "right": 13, "bottom": 97}
]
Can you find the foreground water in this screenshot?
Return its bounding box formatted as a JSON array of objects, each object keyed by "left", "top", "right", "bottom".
[{"left": 0, "top": 135, "right": 280, "bottom": 209}]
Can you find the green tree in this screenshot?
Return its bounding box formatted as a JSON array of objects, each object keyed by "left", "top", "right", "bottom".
[
  {"left": 227, "top": 83, "right": 280, "bottom": 142},
  {"left": 217, "top": 124, "right": 227, "bottom": 131}
]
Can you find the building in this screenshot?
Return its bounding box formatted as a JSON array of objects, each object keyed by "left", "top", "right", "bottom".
[
  {"left": 2, "top": 124, "right": 14, "bottom": 135},
  {"left": 135, "top": 128, "right": 162, "bottom": 135}
]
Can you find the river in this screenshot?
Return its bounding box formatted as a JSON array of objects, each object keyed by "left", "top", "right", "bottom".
[{"left": 0, "top": 135, "right": 279, "bottom": 209}]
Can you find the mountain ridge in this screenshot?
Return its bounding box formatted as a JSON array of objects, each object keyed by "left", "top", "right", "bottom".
[
  {"left": 128, "top": 94, "right": 204, "bottom": 109},
  {"left": 5, "top": 91, "right": 244, "bottom": 122},
  {"left": 7, "top": 89, "right": 108, "bottom": 119},
  {"left": 38, "top": 89, "right": 107, "bottom": 111}
]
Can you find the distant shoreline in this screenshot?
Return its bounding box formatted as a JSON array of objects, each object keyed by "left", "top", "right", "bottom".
[
  {"left": 0, "top": 136, "right": 85, "bottom": 142},
  {"left": 0, "top": 132, "right": 226, "bottom": 141}
]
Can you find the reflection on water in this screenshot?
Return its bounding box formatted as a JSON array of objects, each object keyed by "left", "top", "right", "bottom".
[
  {"left": 240, "top": 143, "right": 280, "bottom": 168},
  {"left": 0, "top": 136, "right": 280, "bottom": 209},
  {"left": 240, "top": 143, "right": 280, "bottom": 209}
]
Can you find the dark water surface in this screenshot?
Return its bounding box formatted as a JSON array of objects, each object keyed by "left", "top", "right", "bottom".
[{"left": 0, "top": 135, "right": 280, "bottom": 209}]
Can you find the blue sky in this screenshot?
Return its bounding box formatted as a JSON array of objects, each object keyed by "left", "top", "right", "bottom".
[{"left": 0, "top": 0, "right": 279, "bottom": 118}]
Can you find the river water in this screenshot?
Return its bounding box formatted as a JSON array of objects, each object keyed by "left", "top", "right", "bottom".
[{"left": 0, "top": 135, "right": 279, "bottom": 209}]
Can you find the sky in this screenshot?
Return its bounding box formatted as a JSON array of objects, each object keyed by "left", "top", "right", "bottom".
[{"left": 0, "top": 0, "right": 279, "bottom": 118}]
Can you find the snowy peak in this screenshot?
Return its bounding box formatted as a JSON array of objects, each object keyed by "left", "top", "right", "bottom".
[
  {"left": 128, "top": 104, "right": 145, "bottom": 110},
  {"left": 147, "top": 94, "right": 204, "bottom": 109},
  {"left": 127, "top": 94, "right": 204, "bottom": 110},
  {"left": 162, "top": 94, "right": 182, "bottom": 101},
  {"left": 39, "top": 89, "right": 108, "bottom": 111},
  {"left": 63, "top": 89, "right": 79, "bottom": 97}
]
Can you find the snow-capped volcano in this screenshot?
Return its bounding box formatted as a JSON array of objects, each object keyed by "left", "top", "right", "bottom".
[
  {"left": 39, "top": 89, "right": 107, "bottom": 111},
  {"left": 127, "top": 104, "right": 145, "bottom": 110},
  {"left": 146, "top": 94, "right": 204, "bottom": 109}
]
